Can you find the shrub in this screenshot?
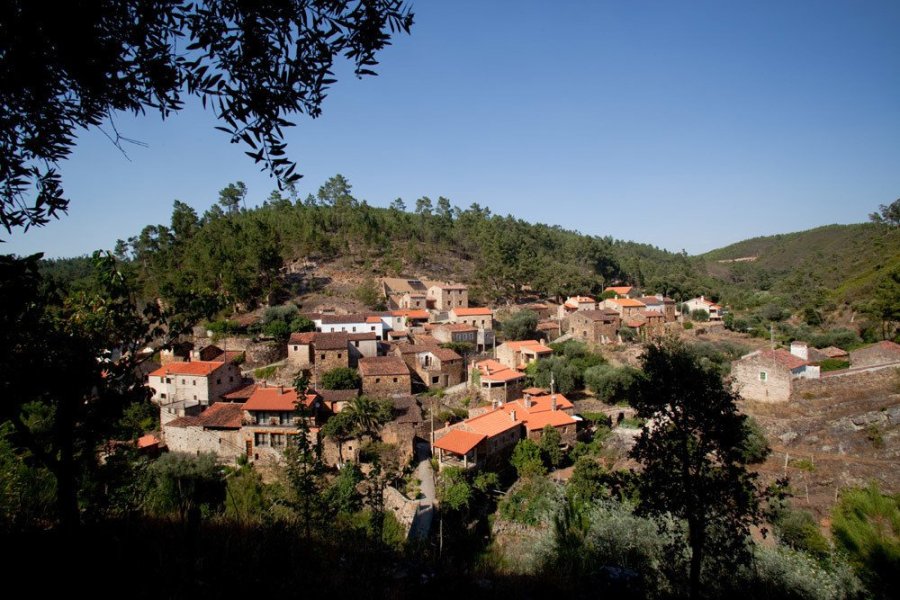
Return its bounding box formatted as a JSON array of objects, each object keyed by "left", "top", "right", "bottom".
[
  {"left": 831, "top": 483, "right": 900, "bottom": 598},
  {"left": 691, "top": 308, "right": 710, "bottom": 322},
  {"left": 683, "top": 321, "right": 694, "bottom": 330},
  {"left": 498, "top": 476, "right": 562, "bottom": 525},
  {"left": 584, "top": 364, "right": 641, "bottom": 405},
  {"left": 501, "top": 310, "right": 539, "bottom": 341},
  {"left": 511, "top": 438, "right": 546, "bottom": 478},
  {"left": 775, "top": 507, "right": 831, "bottom": 558},
  {"left": 819, "top": 359, "right": 850, "bottom": 372},
  {"left": 320, "top": 367, "right": 360, "bottom": 390}
]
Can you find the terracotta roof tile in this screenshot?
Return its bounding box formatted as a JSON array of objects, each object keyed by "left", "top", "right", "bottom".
[
  {"left": 475, "top": 359, "right": 526, "bottom": 383},
  {"left": 244, "top": 386, "right": 318, "bottom": 411},
  {"left": 436, "top": 323, "right": 477, "bottom": 333},
  {"left": 604, "top": 286, "right": 633, "bottom": 295},
  {"left": 503, "top": 340, "right": 553, "bottom": 354},
  {"left": 609, "top": 298, "right": 646, "bottom": 308},
  {"left": 195, "top": 402, "right": 244, "bottom": 428},
  {"left": 451, "top": 307, "right": 493, "bottom": 316},
  {"left": 149, "top": 361, "right": 227, "bottom": 378},
  {"left": 289, "top": 332, "right": 317, "bottom": 344},
  {"left": 434, "top": 430, "right": 486, "bottom": 455}
]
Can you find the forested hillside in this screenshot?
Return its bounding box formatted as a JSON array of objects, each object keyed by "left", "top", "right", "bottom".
[{"left": 39, "top": 175, "right": 717, "bottom": 311}]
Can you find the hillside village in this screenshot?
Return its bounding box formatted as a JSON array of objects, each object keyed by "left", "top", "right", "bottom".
[{"left": 138, "top": 270, "right": 900, "bottom": 546}]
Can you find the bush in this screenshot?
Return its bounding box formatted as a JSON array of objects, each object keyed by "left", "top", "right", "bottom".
[
  {"left": 206, "top": 319, "right": 242, "bottom": 335},
  {"left": 831, "top": 483, "right": 900, "bottom": 598},
  {"left": 320, "top": 367, "right": 360, "bottom": 390},
  {"left": 808, "top": 328, "right": 861, "bottom": 350},
  {"left": 819, "top": 359, "right": 850, "bottom": 372},
  {"left": 691, "top": 308, "right": 710, "bottom": 322},
  {"left": 511, "top": 438, "right": 546, "bottom": 478},
  {"left": 584, "top": 364, "right": 641, "bottom": 405},
  {"left": 775, "top": 508, "right": 831, "bottom": 558},
  {"left": 619, "top": 326, "right": 637, "bottom": 342},
  {"left": 683, "top": 321, "right": 694, "bottom": 330},
  {"left": 739, "top": 545, "right": 864, "bottom": 600},
  {"left": 498, "top": 476, "right": 562, "bottom": 525},
  {"left": 501, "top": 310, "right": 539, "bottom": 341}
]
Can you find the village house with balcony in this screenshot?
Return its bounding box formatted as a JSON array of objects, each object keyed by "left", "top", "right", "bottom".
[
  {"left": 242, "top": 385, "right": 323, "bottom": 464},
  {"left": 495, "top": 339, "right": 553, "bottom": 371}
]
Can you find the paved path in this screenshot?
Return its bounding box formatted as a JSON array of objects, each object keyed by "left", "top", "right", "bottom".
[{"left": 408, "top": 441, "right": 435, "bottom": 540}]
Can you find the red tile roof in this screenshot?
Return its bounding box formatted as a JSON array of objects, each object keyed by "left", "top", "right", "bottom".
[
  {"left": 819, "top": 346, "right": 848, "bottom": 358},
  {"left": 289, "top": 332, "right": 317, "bottom": 344},
  {"left": 434, "top": 430, "right": 486, "bottom": 455},
  {"left": 137, "top": 434, "right": 160, "bottom": 448},
  {"left": 451, "top": 307, "right": 493, "bottom": 316},
  {"left": 427, "top": 347, "right": 463, "bottom": 362},
  {"left": 391, "top": 309, "right": 430, "bottom": 320},
  {"left": 358, "top": 356, "right": 410, "bottom": 377},
  {"left": 462, "top": 407, "right": 523, "bottom": 437},
  {"left": 244, "top": 386, "right": 318, "bottom": 411},
  {"left": 503, "top": 340, "right": 553, "bottom": 354},
  {"left": 221, "top": 382, "right": 258, "bottom": 401},
  {"left": 752, "top": 349, "right": 808, "bottom": 370},
  {"left": 195, "top": 402, "right": 244, "bottom": 428},
  {"left": 475, "top": 359, "right": 526, "bottom": 383},
  {"left": 604, "top": 286, "right": 633, "bottom": 295},
  {"left": 609, "top": 298, "right": 646, "bottom": 308},
  {"left": 149, "top": 361, "right": 227, "bottom": 378}
]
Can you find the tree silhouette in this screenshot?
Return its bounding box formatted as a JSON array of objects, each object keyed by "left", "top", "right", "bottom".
[
  {"left": 0, "top": 1, "right": 413, "bottom": 235},
  {"left": 630, "top": 339, "right": 769, "bottom": 599}
]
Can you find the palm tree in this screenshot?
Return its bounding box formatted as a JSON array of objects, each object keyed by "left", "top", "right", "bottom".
[{"left": 344, "top": 396, "right": 382, "bottom": 439}]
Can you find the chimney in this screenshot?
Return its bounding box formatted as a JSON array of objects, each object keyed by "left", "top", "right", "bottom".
[
  {"left": 279, "top": 385, "right": 284, "bottom": 394},
  {"left": 551, "top": 394, "right": 558, "bottom": 411},
  {"left": 790, "top": 341, "right": 808, "bottom": 361},
  {"left": 524, "top": 393, "right": 532, "bottom": 408},
  {"left": 509, "top": 409, "right": 517, "bottom": 422},
  {"left": 492, "top": 399, "right": 500, "bottom": 410}
]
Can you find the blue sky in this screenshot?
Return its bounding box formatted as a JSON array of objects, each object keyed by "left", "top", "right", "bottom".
[{"left": 7, "top": 0, "right": 900, "bottom": 258}]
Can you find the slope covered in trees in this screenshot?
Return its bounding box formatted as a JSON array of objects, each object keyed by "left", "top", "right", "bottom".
[{"left": 44, "top": 175, "right": 717, "bottom": 311}]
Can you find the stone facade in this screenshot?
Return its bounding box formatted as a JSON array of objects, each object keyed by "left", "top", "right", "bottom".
[
  {"left": 568, "top": 310, "right": 621, "bottom": 345},
  {"left": 431, "top": 324, "right": 477, "bottom": 345},
  {"left": 428, "top": 284, "right": 468, "bottom": 311},
  {"left": 412, "top": 348, "right": 464, "bottom": 388},
  {"left": 148, "top": 361, "right": 242, "bottom": 407},
  {"left": 358, "top": 356, "right": 413, "bottom": 397},
  {"left": 164, "top": 424, "right": 244, "bottom": 461}
]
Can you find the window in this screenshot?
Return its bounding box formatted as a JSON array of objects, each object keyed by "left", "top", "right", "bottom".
[
  {"left": 254, "top": 432, "right": 269, "bottom": 447},
  {"left": 182, "top": 379, "right": 186, "bottom": 385},
  {"left": 375, "top": 378, "right": 381, "bottom": 383},
  {"left": 330, "top": 327, "right": 335, "bottom": 332},
  {"left": 217, "top": 378, "right": 221, "bottom": 384},
  {"left": 229, "top": 376, "right": 233, "bottom": 382},
  {"left": 193, "top": 379, "right": 197, "bottom": 386},
  {"left": 393, "top": 377, "right": 398, "bottom": 383},
  {"left": 160, "top": 393, "right": 166, "bottom": 399},
  {"left": 165, "top": 378, "right": 171, "bottom": 384},
  {"left": 354, "top": 341, "right": 359, "bottom": 347},
  {"left": 759, "top": 371, "right": 767, "bottom": 382},
  {"left": 321, "top": 354, "right": 326, "bottom": 360},
  {"left": 192, "top": 395, "right": 197, "bottom": 401},
  {"left": 271, "top": 434, "right": 285, "bottom": 448},
  {"left": 352, "top": 326, "right": 356, "bottom": 332},
  {"left": 337, "top": 353, "right": 342, "bottom": 359},
  {"left": 370, "top": 326, "right": 375, "bottom": 331},
  {"left": 432, "top": 376, "right": 439, "bottom": 384},
  {"left": 293, "top": 345, "right": 298, "bottom": 351}
]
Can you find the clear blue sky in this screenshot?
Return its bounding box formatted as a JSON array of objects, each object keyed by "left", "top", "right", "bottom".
[{"left": 7, "top": 0, "right": 900, "bottom": 258}]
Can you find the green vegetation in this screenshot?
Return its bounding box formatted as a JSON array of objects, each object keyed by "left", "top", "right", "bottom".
[
  {"left": 819, "top": 358, "right": 850, "bottom": 372},
  {"left": 320, "top": 367, "right": 361, "bottom": 391},
  {"left": 831, "top": 483, "right": 900, "bottom": 598},
  {"left": 500, "top": 310, "right": 539, "bottom": 341}
]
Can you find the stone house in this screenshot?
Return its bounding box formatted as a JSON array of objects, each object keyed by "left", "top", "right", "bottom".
[
  {"left": 603, "top": 286, "right": 638, "bottom": 299},
  {"left": 449, "top": 307, "right": 493, "bottom": 330},
  {"left": 850, "top": 340, "right": 900, "bottom": 368},
  {"left": 495, "top": 340, "right": 553, "bottom": 371},
  {"left": 521, "top": 303, "right": 553, "bottom": 320},
  {"left": 568, "top": 309, "right": 621, "bottom": 345},
  {"left": 399, "top": 293, "right": 428, "bottom": 310},
  {"left": 432, "top": 392, "right": 577, "bottom": 470},
  {"left": 163, "top": 402, "right": 245, "bottom": 461},
  {"left": 601, "top": 297, "right": 646, "bottom": 319},
  {"left": 557, "top": 295, "right": 597, "bottom": 319},
  {"left": 428, "top": 283, "right": 468, "bottom": 311},
  {"left": 473, "top": 359, "right": 526, "bottom": 405},
  {"left": 317, "top": 388, "right": 359, "bottom": 414},
  {"left": 634, "top": 311, "right": 666, "bottom": 338},
  {"left": 411, "top": 347, "right": 465, "bottom": 389},
  {"left": 389, "top": 309, "right": 430, "bottom": 332},
  {"left": 358, "top": 356, "right": 413, "bottom": 397},
  {"left": 431, "top": 323, "right": 478, "bottom": 345},
  {"left": 536, "top": 320, "right": 562, "bottom": 341},
  {"left": 289, "top": 331, "right": 379, "bottom": 381},
  {"left": 731, "top": 348, "right": 820, "bottom": 402},
  {"left": 148, "top": 360, "right": 242, "bottom": 410},
  {"left": 242, "top": 385, "right": 323, "bottom": 464}
]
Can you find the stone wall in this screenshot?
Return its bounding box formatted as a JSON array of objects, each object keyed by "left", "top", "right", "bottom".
[
  {"left": 732, "top": 357, "right": 792, "bottom": 402},
  {"left": 383, "top": 486, "right": 418, "bottom": 539},
  {"left": 362, "top": 373, "right": 411, "bottom": 397},
  {"left": 850, "top": 345, "right": 900, "bottom": 369},
  {"left": 163, "top": 425, "right": 244, "bottom": 462},
  {"left": 244, "top": 341, "right": 286, "bottom": 368},
  {"left": 380, "top": 422, "right": 416, "bottom": 466},
  {"left": 794, "top": 364, "right": 899, "bottom": 398}
]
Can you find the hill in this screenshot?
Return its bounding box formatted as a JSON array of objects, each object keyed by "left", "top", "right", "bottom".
[{"left": 701, "top": 223, "right": 900, "bottom": 313}]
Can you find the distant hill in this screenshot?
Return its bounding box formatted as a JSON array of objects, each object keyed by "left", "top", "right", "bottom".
[{"left": 701, "top": 223, "right": 900, "bottom": 308}]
